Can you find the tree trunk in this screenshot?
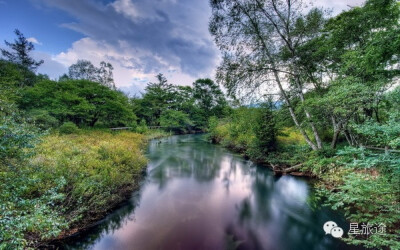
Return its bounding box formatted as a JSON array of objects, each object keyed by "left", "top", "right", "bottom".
[
  {"left": 294, "top": 75, "right": 323, "bottom": 149},
  {"left": 238, "top": 2, "right": 319, "bottom": 151},
  {"left": 331, "top": 130, "right": 340, "bottom": 149},
  {"left": 89, "top": 117, "right": 98, "bottom": 127},
  {"left": 331, "top": 116, "right": 341, "bottom": 149},
  {"left": 272, "top": 70, "right": 318, "bottom": 150},
  {"left": 344, "top": 130, "right": 352, "bottom": 146}
]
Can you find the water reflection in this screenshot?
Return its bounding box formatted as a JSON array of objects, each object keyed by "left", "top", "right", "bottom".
[{"left": 64, "top": 135, "right": 362, "bottom": 250}]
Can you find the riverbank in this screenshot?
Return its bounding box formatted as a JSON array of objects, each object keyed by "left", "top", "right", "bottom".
[
  {"left": 0, "top": 129, "right": 169, "bottom": 249},
  {"left": 208, "top": 126, "right": 400, "bottom": 249}
]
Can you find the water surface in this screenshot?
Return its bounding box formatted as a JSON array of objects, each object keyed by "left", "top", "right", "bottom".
[{"left": 65, "top": 134, "right": 357, "bottom": 250}]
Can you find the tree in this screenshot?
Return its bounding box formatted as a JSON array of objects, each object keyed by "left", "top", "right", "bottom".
[
  {"left": 193, "top": 78, "right": 228, "bottom": 126},
  {"left": 98, "top": 61, "right": 115, "bottom": 89},
  {"left": 68, "top": 60, "right": 98, "bottom": 82},
  {"left": 1, "top": 29, "right": 43, "bottom": 71},
  {"left": 19, "top": 79, "right": 135, "bottom": 127},
  {"left": 133, "top": 74, "right": 177, "bottom": 126},
  {"left": 160, "top": 110, "right": 193, "bottom": 133},
  {"left": 299, "top": 0, "right": 400, "bottom": 148},
  {"left": 68, "top": 60, "right": 115, "bottom": 88},
  {"left": 249, "top": 102, "right": 277, "bottom": 160},
  {"left": 210, "top": 0, "right": 326, "bottom": 150}
]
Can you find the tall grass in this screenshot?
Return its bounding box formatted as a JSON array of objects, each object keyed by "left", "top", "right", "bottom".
[{"left": 1, "top": 130, "right": 148, "bottom": 248}]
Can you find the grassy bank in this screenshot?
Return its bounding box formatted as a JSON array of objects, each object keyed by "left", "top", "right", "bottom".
[
  {"left": 0, "top": 129, "right": 156, "bottom": 249},
  {"left": 208, "top": 119, "right": 400, "bottom": 249}
]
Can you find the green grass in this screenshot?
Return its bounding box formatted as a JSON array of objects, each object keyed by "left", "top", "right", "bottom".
[{"left": 0, "top": 130, "right": 149, "bottom": 249}]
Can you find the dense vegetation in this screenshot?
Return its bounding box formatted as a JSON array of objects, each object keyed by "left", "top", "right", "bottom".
[
  {"left": 209, "top": 0, "right": 400, "bottom": 248},
  {"left": 0, "top": 29, "right": 229, "bottom": 248},
  {"left": 1, "top": 0, "right": 399, "bottom": 249},
  {"left": 132, "top": 75, "right": 229, "bottom": 132}
]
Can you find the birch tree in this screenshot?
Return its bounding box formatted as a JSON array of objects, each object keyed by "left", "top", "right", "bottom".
[{"left": 209, "top": 0, "right": 326, "bottom": 150}]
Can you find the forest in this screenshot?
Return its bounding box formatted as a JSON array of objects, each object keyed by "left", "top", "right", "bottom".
[{"left": 0, "top": 0, "right": 399, "bottom": 249}]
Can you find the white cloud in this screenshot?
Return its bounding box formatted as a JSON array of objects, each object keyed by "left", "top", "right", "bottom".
[
  {"left": 314, "top": 0, "right": 365, "bottom": 15},
  {"left": 27, "top": 37, "right": 42, "bottom": 45},
  {"left": 111, "top": 0, "right": 139, "bottom": 20},
  {"left": 52, "top": 37, "right": 202, "bottom": 95},
  {"left": 32, "top": 51, "right": 67, "bottom": 80},
  {"left": 33, "top": 0, "right": 218, "bottom": 78}
]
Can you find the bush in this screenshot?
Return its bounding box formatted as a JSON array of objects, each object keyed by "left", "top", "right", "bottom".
[
  {"left": 59, "top": 122, "right": 79, "bottom": 134},
  {"left": 316, "top": 147, "right": 400, "bottom": 249},
  {"left": 160, "top": 109, "right": 193, "bottom": 133},
  {"left": 28, "top": 109, "right": 59, "bottom": 129},
  {"left": 247, "top": 105, "right": 276, "bottom": 161},
  {"left": 208, "top": 106, "right": 276, "bottom": 160},
  {"left": 135, "top": 119, "right": 148, "bottom": 134},
  {"left": 0, "top": 102, "right": 40, "bottom": 163}
]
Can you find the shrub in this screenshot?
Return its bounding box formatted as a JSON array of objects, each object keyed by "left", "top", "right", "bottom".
[
  {"left": 135, "top": 119, "right": 148, "bottom": 134},
  {"left": 59, "top": 122, "right": 79, "bottom": 134},
  {"left": 316, "top": 147, "right": 400, "bottom": 249},
  {"left": 247, "top": 105, "right": 277, "bottom": 161},
  {"left": 0, "top": 102, "right": 40, "bottom": 163},
  {"left": 28, "top": 109, "right": 59, "bottom": 129},
  {"left": 160, "top": 109, "right": 193, "bottom": 133}
]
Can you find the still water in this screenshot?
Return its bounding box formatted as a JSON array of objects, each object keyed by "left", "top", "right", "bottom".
[{"left": 65, "top": 134, "right": 358, "bottom": 250}]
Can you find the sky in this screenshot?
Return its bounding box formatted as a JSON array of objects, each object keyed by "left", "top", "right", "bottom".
[{"left": 0, "top": 0, "right": 365, "bottom": 95}]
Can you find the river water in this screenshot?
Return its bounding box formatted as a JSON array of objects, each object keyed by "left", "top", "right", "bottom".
[{"left": 64, "top": 134, "right": 359, "bottom": 250}]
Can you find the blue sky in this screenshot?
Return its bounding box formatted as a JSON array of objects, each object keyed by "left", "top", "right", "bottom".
[
  {"left": 0, "top": 0, "right": 83, "bottom": 53},
  {"left": 0, "top": 0, "right": 365, "bottom": 95}
]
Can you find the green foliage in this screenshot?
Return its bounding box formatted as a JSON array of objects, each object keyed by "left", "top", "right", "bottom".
[
  {"left": 0, "top": 102, "right": 39, "bottom": 164},
  {"left": 159, "top": 109, "right": 193, "bottom": 133},
  {"left": 316, "top": 147, "right": 400, "bottom": 249},
  {"left": 0, "top": 130, "right": 148, "bottom": 248},
  {"left": 20, "top": 79, "right": 136, "bottom": 127},
  {"left": 133, "top": 75, "right": 228, "bottom": 131},
  {"left": 247, "top": 105, "right": 277, "bottom": 161},
  {"left": 135, "top": 119, "right": 148, "bottom": 134},
  {"left": 0, "top": 172, "right": 67, "bottom": 249},
  {"left": 0, "top": 103, "right": 65, "bottom": 249},
  {"left": 192, "top": 78, "right": 228, "bottom": 127},
  {"left": 58, "top": 122, "right": 79, "bottom": 134},
  {"left": 1, "top": 29, "right": 43, "bottom": 72},
  {"left": 353, "top": 113, "right": 400, "bottom": 149},
  {"left": 0, "top": 60, "right": 36, "bottom": 98},
  {"left": 208, "top": 106, "right": 276, "bottom": 160},
  {"left": 27, "top": 109, "right": 59, "bottom": 129}
]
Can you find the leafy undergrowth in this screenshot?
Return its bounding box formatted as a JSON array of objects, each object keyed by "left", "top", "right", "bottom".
[
  {"left": 0, "top": 130, "right": 148, "bottom": 249},
  {"left": 307, "top": 147, "right": 400, "bottom": 249}
]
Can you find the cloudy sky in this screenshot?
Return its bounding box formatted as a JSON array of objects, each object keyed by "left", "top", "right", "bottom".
[{"left": 0, "top": 0, "right": 365, "bottom": 95}]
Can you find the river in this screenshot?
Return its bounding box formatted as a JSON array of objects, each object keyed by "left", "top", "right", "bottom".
[{"left": 64, "top": 134, "right": 360, "bottom": 250}]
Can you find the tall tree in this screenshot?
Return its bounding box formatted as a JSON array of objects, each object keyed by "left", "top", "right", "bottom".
[
  {"left": 193, "top": 78, "right": 227, "bottom": 126},
  {"left": 210, "top": 0, "right": 326, "bottom": 150},
  {"left": 134, "top": 74, "right": 176, "bottom": 126},
  {"left": 98, "top": 61, "right": 115, "bottom": 89},
  {"left": 68, "top": 60, "right": 115, "bottom": 88},
  {"left": 68, "top": 60, "right": 98, "bottom": 82},
  {"left": 298, "top": 0, "right": 400, "bottom": 148},
  {"left": 1, "top": 29, "right": 44, "bottom": 71}
]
